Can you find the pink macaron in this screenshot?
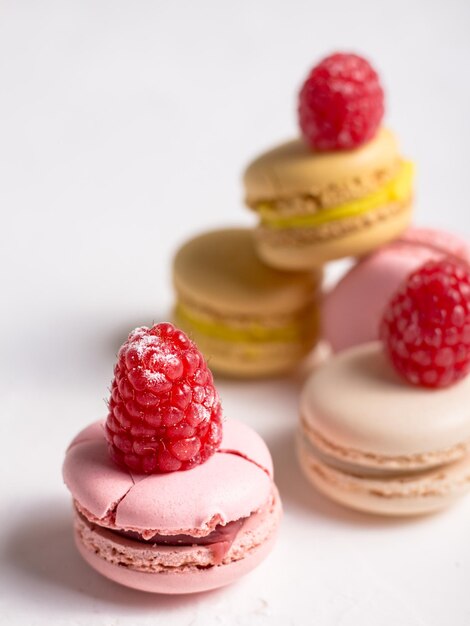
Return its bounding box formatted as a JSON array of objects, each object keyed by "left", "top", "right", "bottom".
[
  {"left": 323, "top": 227, "right": 470, "bottom": 353},
  {"left": 63, "top": 418, "right": 281, "bottom": 594}
]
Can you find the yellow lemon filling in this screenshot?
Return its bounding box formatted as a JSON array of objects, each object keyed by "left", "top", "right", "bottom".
[
  {"left": 257, "top": 161, "right": 414, "bottom": 229},
  {"left": 175, "top": 303, "right": 313, "bottom": 344}
]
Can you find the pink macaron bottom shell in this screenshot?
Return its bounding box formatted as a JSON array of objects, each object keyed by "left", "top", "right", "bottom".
[
  {"left": 73, "top": 487, "right": 281, "bottom": 594},
  {"left": 76, "top": 530, "right": 278, "bottom": 594},
  {"left": 323, "top": 227, "right": 470, "bottom": 353}
]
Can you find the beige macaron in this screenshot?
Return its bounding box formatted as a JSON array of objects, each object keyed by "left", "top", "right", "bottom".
[
  {"left": 172, "top": 228, "right": 321, "bottom": 378},
  {"left": 244, "top": 128, "right": 413, "bottom": 270},
  {"left": 298, "top": 342, "right": 470, "bottom": 516}
]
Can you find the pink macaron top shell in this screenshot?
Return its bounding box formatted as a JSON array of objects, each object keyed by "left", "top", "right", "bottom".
[
  {"left": 63, "top": 419, "right": 273, "bottom": 536},
  {"left": 323, "top": 227, "right": 470, "bottom": 353},
  {"left": 67, "top": 420, "right": 106, "bottom": 451},
  {"left": 398, "top": 227, "right": 470, "bottom": 261},
  {"left": 219, "top": 419, "right": 273, "bottom": 476}
]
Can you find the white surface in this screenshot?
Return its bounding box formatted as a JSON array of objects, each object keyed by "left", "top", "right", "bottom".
[{"left": 1, "top": 1, "right": 470, "bottom": 624}]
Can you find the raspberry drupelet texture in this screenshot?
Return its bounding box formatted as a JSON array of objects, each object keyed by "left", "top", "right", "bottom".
[
  {"left": 381, "top": 259, "right": 470, "bottom": 388},
  {"left": 298, "top": 52, "right": 384, "bottom": 151},
  {"left": 105, "top": 323, "right": 223, "bottom": 473}
]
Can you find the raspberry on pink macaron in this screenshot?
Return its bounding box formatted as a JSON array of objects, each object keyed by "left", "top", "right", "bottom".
[
  {"left": 62, "top": 323, "right": 282, "bottom": 593},
  {"left": 106, "top": 323, "right": 222, "bottom": 473}
]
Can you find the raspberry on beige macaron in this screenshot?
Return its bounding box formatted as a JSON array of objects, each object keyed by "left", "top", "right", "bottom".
[{"left": 243, "top": 52, "right": 414, "bottom": 270}]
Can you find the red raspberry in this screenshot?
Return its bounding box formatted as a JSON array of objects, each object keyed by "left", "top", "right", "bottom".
[
  {"left": 105, "top": 323, "right": 223, "bottom": 473},
  {"left": 298, "top": 52, "right": 384, "bottom": 151},
  {"left": 381, "top": 259, "right": 470, "bottom": 388}
]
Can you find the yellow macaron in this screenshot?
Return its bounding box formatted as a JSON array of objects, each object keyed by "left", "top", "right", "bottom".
[
  {"left": 244, "top": 128, "right": 414, "bottom": 270},
  {"left": 172, "top": 228, "right": 321, "bottom": 378}
]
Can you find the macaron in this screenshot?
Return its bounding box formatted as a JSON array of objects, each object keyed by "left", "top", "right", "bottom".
[
  {"left": 323, "top": 227, "right": 470, "bottom": 352},
  {"left": 244, "top": 128, "right": 414, "bottom": 270},
  {"left": 172, "top": 228, "right": 321, "bottom": 378},
  {"left": 298, "top": 342, "right": 470, "bottom": 516},
  {"left": 63, "top": 419, "right": 281, "bottom": 594}
]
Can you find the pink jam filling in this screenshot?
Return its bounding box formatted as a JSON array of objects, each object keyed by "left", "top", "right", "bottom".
[
  {"left": 115, "top": 518, "right": 245, "bottom": 564},
  {"left": 116, "top": 517, "right": 245, "bottom": 546}
]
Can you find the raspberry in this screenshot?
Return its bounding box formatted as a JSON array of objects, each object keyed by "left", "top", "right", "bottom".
[
  {"left": 298, "top": 52, "right": 384, "bottom": 151},
  {"left": 381, "top": 259, "right": 470, "bottom": 388},
  {"left": 105, "top": 323, "right": 223, "bottom": 473}
]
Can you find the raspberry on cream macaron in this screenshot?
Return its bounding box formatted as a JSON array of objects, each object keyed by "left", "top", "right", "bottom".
[
  {"left": 244, "top": 52, "right": 414, "bottom": 270},
  {"left": 298, "top": 260, "right": 470, "bottom": 516},
  {"left": 381, "top": 259, "right": 470, "bottom": 389},
  {"left": 63, "top": 323, "right": 281, "bottom": 593}
]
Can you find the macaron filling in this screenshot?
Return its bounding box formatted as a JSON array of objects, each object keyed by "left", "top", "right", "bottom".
[
  {"left": 77, "top": 507, "right": 246, "bottom": 564},
  {"left": 299, "top": 424, "right": 469, "bottom": 478},
  {"left": 74, "top": 487, "right": 281, "bottom": 572},
  {"left": 174, "top": 301, "right": 318, "bottom": 344},
  {"left": 299, "top": 436, "right": 470, "bottom": 504},
  {"left": 256, "top": 160, "right": 413, "bottom": 230}
]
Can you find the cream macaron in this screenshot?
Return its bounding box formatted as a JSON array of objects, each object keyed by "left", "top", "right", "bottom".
[
  {"left": 298, "top": 342, "right": 470, "bottom": 516},
  {"left": 244, "top": 128, "right": 413, "bottom": 270},
  {"left": 173, "top": 228, "right": 321, "bottom": 378}
]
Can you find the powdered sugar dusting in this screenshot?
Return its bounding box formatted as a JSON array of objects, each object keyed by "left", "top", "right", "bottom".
[
  {"left": 127, "top": 326, "right": 177, "bottom": 367},
  {"left": 143, "top": 370, "right": 167, "bottom": 384}
]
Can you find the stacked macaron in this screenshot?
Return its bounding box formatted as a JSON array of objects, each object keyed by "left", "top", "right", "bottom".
[
  {"left": 298, "top": 259, "right": 470, "bottom": 515},
  {"left": 271, "top": 55, "right": 470, "bottom": 516},
  {"left": 172, "top": 229, "right": 321, "bottom": 378},
  {"left": 173, "top": 228, "right": 321, "bottom": 377},
  {"left": 172, "top": 52, "right": 414, "bottom": 378},
  {"left": 63, "top": 323, "right": 281, "bottom": 592},
  {"left": 243, "top": 53, "right": 413, "bottom": 272}
]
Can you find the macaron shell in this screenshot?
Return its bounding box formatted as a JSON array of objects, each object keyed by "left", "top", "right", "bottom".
[
  {"left": 323, "top": 227, "right": 470, "bottom": 352},
  {"left": 116, "top": 453, "right": 271, "bottom": 532},
  {"left": 244, "top": 128, "right": 400, "bottom": 203},
  {"left": 399, "top": 227, "right": 470, "bottom": 262},
  {"left": 298, "top": 436, "right": 470, "bottom": 516},
  {"left": 173, "top": 314, "right": 317, "bottom": 378},
  {"left": 75, "top": 526, "right": 278, "bottom": 594},
  {"left": 220, "top": 419, "right": 273, "bottom": 476},
  {"left": 255, "top": 204, "right": 412, "bottom": 270},
  {"left": 173, "top": 228, "right": 319, "bottom": 317},
  {"left": 63, "top": 419, "right": 273, "bottom": 533},
  {"left": 323, "top": 236, "right": 438, "bottom": 351},
  {"left": 300, "top": 343, "right": 470, "bottom": 459},
  {"left": 63, "top": 437, "right": 135, "bottom": 519},
  {"left": 67, "top": 420, "right": 105, "bottom": 450}
]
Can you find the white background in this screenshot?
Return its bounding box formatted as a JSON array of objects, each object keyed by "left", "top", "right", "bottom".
[{"left": 1, "top": 1, "right": 470, "bottom": 624}]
